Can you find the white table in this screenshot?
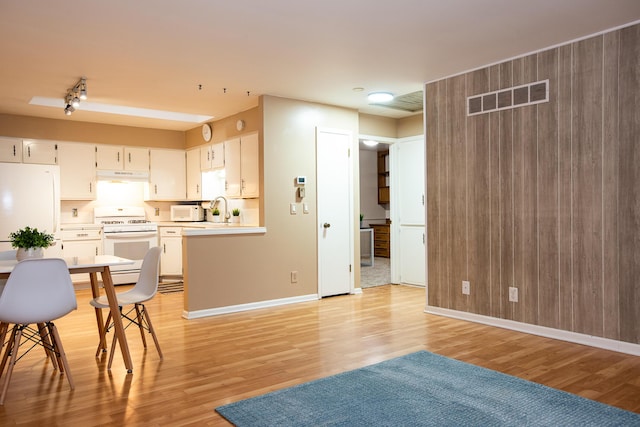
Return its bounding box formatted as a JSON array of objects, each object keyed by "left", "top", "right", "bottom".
[
  {"left": 0, "top": 255, "right": 136, "bottom": 373},
  {"left": 360, "top": 228, "right": 374, "bottom": 266}
]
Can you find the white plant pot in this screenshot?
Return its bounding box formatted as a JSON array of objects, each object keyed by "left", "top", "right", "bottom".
[
  {"left": 16, "top": 247, "right": 44, "bottom": 261},
  {"left": 231, "top": 216, "right": 240, "bottom": 224},
  {"left": 212, "top": 216, "right": 221, "bottom": 223}
]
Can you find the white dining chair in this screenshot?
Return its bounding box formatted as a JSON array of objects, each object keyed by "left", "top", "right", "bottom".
[
  {"left": 90, "top": 246, "right": 163, "bottom": 369},
  {"left": 0, "top": 258, "right": 77, "bottom": 405}
]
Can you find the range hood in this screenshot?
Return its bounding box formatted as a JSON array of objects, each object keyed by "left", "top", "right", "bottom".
[{"left": 96, "top": 170, "right": 149, "bottom": 182}]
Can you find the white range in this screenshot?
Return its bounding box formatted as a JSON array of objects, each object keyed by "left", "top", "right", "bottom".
[{"left": 94, "top": 206, "right": 158, "bottom": 285}]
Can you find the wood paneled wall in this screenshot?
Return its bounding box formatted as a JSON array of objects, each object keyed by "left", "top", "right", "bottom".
[{"left": 426, "top": 23, "right": 640, "bottom": 344}]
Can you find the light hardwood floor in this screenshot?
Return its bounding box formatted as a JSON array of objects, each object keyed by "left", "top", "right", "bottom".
[{"left": 0, "top": 285, "right": 638, "bottom": 425}]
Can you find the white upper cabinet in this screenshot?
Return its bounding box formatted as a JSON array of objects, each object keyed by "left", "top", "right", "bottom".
[
  {"left": 200, "top": 143, "right": 224, "bottom": 171},
  {"left": 224, "top": 137, "right": 241, "bottom": 198},
  {"left": 147, "top": 148, "right": 186, "bottom": 200},
  {"left": 239, "top": 132, "right": 259, "bottom": 198},
  {"left": 58, "top": 142, "right": 96, "bottom": 200},
  {"left": 225, "top": 132, "right": 259, "bottom": 199},
  {"left": 96, "top": 145, "right": 149, "bottom": 171},
  {"left": 125, "top": 147, "right": 149, "bottom": 171},
  {"left": 22, "top": 140, "right": 58, "bottom": 165},
  {"left": 186, "top": 148, "right": 202, "bottom": 200},
  {"left": 0, "top": 137, "right": 23, "bottom": 163}
]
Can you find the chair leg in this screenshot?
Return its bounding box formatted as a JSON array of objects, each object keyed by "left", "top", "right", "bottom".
[
  {"left": 0, "top": 326, "right": 17, "bottom": 381},
  {"left": 142, "top": 306, "right": 163, "bottom": 360},
  {"left": 48, "top": 322, "right": 74, "bottom": 390},
  {"left": 0, "top": 323, "right": 8, "bottom": 378},
  {"left": 0, "top": 327, "right": 23, "bottom": 405},
  {"left": 135, "top": 304, "right": 147, "bottom": 348},
  {"left": 96, "top": 311, "right": 113, "bottom": 357},
  {"left": 38, "top": 323, "right": 59, "bottom": 370}
]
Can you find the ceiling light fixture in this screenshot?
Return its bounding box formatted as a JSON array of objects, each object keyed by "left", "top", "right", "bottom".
[
  {"left": 63, "top": 77, "right": 87, "bottom": 116},
  {"left": 368, "top": 92, "right": 394, "bottom": 103},
  {"left": 363, "top": 140, "right": 379, "bottom": 147}
]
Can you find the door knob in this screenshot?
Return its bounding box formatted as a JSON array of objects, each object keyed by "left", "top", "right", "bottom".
[{"left": 323, "top": 223, "right": 331, "bottom": 228}]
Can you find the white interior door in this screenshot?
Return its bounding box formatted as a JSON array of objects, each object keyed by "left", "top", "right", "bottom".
[
  {"left": 391, "top": 137, "right": 425, "bottom": 286},
  {"left": 317, "top": 128, "right": 353, "bottom": 297}
]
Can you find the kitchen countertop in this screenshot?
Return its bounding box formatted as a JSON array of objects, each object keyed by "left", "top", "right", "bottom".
[
  {"left": 158, "top": 221, "right": 266, "bottom": 236},
  {"left": 60, "top": 223, "right": 103, "bottom": 229}
]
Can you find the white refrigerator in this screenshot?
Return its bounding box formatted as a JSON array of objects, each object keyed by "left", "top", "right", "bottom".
[{"left": 0, "top": 163, "right": 62, "bottom": 256}]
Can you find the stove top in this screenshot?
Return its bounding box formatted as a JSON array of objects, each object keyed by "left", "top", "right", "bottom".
[{"left": 94, "top": 206, "right": 157, "bottom": 233}]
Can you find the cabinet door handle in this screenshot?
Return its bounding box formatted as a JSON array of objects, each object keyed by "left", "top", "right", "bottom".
[
  {"left": 117, "top": 152, "right": 120, "bottom": 162},
  {"left": 13, "top": 144, "right": 16, "bottom": 156},
  {"left": 163, "top": 243, "right": 166, "bottom": 253},
  {"left": 27, "top": 146, "right": 31, "bottom": 157},
  {"left": 128, "top": 152, "right": 131, "bottom": 163},
  {"left": 154, "top": 184, "right": 158, "bottom": 194}
]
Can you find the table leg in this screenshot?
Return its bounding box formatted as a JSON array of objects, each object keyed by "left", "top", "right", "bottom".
[
  {"left": 100, "top": 267, "right": 133, "bottom": 373},
  {"left": 89, "top": 272, "right": 107, "bottom": 356}
]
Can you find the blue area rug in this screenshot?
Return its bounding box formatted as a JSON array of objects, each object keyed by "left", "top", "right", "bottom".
[{"left": 216, "top": 350, "right": 640, "bottom": 426}]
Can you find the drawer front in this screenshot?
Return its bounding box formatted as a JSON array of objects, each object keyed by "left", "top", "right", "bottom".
[
  {"left": 374, "top": 240, "right": 388, "bottom": 249},
  {"left": 61, "top": 229, "right": 102, "bottom": 240},
  {"left": 372, "top": 225, "right": 389, "bottom": 236},
  {"left": 374, "top": 247, "right": 390, "bottom": 257},
  {"left": 160, "top": 226, "right": 183, "bottom": 237}
]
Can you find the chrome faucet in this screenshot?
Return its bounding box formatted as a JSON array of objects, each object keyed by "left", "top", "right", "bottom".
[{"left": 210, "top": 196, "right": 231, "bottom": 223}]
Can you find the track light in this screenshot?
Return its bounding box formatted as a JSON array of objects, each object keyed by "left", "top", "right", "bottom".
[
  {"left": 79, "top": 80, "right": 87, "bottom": 100},
  {"left": 63, "top": 77, "right": 87, "bottom": 116}
]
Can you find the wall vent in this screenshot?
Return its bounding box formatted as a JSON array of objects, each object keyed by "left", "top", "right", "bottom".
[{"left": 467, "top": 79, "right": 548, "bottom": 116}]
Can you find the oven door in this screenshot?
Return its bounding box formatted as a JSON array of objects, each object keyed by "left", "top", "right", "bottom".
[{"left": 103, "top": 231, "right": 158, "bottom": 284}]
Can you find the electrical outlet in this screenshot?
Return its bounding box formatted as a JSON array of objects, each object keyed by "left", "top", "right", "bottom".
[
  {"left": 462, "top": 280, "right": 470, "bottom": 295},
  {"left": 291, "top": 271, "right": 298, "bottom": 284},
  {"left": 509, "top": 286, "right": 518, "bottom": 302}
]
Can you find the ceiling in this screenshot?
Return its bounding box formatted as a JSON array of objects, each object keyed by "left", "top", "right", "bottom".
[{"left": 1, "top": 1, "right": 639, "bottom": 132}]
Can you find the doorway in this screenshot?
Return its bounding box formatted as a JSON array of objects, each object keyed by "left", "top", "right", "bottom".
[
  {"left": 358, "top": 136, "right": 425, "bottom": 288},
  {"left": 358, "top": 139, "right": 392, "bottom": 288},
  {"left": 316, "top": 127, "right": 354, "bottom": 297}
]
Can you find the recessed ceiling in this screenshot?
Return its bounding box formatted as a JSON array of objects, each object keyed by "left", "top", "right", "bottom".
[{"left": 0, "top": 1, "right": 638, "bottom": 131}]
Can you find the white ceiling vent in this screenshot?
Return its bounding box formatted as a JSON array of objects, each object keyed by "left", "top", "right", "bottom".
[{"left": 370, "top": 91, "right": 423, "bottom": 113}]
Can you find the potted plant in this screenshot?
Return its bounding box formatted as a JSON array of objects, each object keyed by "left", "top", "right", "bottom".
[
  {"left": 9, "top": 226, "right": 54, "bottom": 260},
  {"left": 231, "top": 208, "right": 241, "bottom": 223},
  {"left": 211, "top": 208, "right": 221, "bottom": 223},
  {"left": 360, "top": 213, "right": 364, "bottom": 228}
]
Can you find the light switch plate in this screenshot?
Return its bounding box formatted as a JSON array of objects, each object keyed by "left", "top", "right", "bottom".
[
  {"left": 290, "top": 203, "right": 297, "bottom": 215},
  {"left": 303, "top": 203, "right": 309, "bottom": 214}
]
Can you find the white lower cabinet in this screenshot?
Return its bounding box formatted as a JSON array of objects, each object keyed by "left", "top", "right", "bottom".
[
  {"left": 160, "top": 226, "right": 183, "bottom": 276},
  {"left": 61, "top": 226, "right": 103, "bottom": 283}
]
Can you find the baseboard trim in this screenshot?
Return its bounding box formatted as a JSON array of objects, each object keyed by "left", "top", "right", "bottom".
[
  {"left": 426, "top": 306, "right": 640, "bottom": 356},
  {"left": 183, "top": 294, "right": 319, "bottom": 319}
]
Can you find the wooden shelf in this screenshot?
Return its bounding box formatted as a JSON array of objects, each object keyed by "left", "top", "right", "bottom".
[{"left": 377, "top": 150, "right": 389, "bottom": 204}]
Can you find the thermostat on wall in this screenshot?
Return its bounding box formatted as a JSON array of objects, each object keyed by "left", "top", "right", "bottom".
[{"left": 296, "top": 176, "right": 306, "bottom": 185}]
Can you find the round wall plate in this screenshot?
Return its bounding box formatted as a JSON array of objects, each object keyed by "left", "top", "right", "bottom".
[
  {"left": 202, "top": 123, "right": 212, "bottom": 142},
  {"left": 236, "top": 119, "right": 245, "bottom": 131}
]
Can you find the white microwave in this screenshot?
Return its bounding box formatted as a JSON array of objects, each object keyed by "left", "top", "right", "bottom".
[{"left": 171, "top": 205, "right": 204, "bottom": 222}]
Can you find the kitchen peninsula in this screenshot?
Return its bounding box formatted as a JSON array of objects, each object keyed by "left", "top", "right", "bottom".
[{"left": 181, "top": 224, "right": 278, "bottom": 320}]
